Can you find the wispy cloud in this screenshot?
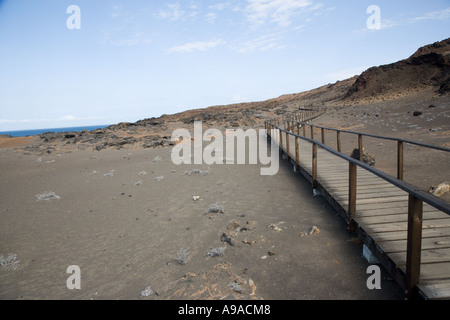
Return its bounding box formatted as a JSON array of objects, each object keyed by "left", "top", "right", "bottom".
[
  {"left": 205, "top": 12, "right": 218, "bottom": 23},
  {"left": 244, "top": 0, "right": 315, "bottom": 27},
  {"left": 408, "top": 7, "right": 450, "bottom": 23},
  {"left": 158, "top": 3, "right": 199, "bottom": 22},
  {"left": 232, "top": 33, "right": 286, "bottom": 53},
  {"left": 167, "top": 39, "right": 226, "bottom": 53}
]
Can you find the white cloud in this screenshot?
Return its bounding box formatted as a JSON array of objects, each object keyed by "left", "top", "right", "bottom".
[
  {"left": 158, "top": 3, "right": 199, "bottom": 22},
  {"left": 408, "top": 7, "right": 450, "bottom": 23},
  {"left": 205, "top": 12, "right": 217, "bottom": 23},
  {"left": 167, "top": 39, "right": 226, "bottom": 53},
  {"left": 233, "top": 33, "right": 285, "bottom": 53},
  {"left": 244, "top": 0, "right": 314, "bottom": 27}
]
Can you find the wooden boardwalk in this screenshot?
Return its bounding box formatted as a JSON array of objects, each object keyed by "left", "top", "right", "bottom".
[{"left": 267, "top": 121, "right": 450, "bottom": 299}]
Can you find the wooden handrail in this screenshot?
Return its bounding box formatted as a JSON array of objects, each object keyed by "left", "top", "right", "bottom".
[
  {"left": 284, "top": 114, "right": 450, "bottom": 182},
  {"left": 286, "top": 116, "right": 450, "bottom": 153},
  {"left": 267, "top": 121, "right": 450, "bottom": 215}
]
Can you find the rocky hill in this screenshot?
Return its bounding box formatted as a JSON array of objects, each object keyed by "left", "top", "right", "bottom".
[{"left": 344, "top": 38, "right": 450, "bottom": 101}]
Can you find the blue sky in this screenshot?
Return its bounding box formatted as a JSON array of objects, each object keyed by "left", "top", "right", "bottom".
[{"left": 0, "top": 0, "right": 449, "bottom": 131}]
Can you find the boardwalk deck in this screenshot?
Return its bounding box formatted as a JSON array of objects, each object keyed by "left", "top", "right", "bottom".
[{"left": 271, "top": 127, "right": 450, "bottom": 299}]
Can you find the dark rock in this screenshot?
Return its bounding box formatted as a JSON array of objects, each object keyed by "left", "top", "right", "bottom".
[
  {"left": 351, "top": 148, "right": 376, "bottom": 166},
  {"left": 413, "top": 111, "right": 423, "bottom": 117},
  {"left": 221, "top": 233, "right": 235, "bottom": 246}
]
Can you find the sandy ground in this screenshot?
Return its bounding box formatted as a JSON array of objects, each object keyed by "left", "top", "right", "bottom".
[{"left": 0, "top": 141, "right": 404, "bottom": 300}]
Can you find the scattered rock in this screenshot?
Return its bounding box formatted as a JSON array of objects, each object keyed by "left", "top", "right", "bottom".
[
  {"left": 429, "top": 182, "right": 450, "bottom": 197},
  {"left": 308, "top": 226, "right": 320, "bottom": 236},
  {"left": 268, "top": 222, "right": 285, "bottom": 232},
  {"left": 140, "top": 286, "right": 155, "bottom": 298},
  {"left": 413, "top": 111, "right": 423, "bottom": 117},
  {"left": 221, "top": 233, "right": 235, "bottom": 246},
  {"left": 204, "top": 203, "right": 225, "bottom": 215},
  {"left": 35, "top": 191, "right": 60, "bottom": 202},
  {"left": 192, "top": 196, "right": 200, "bottom": 201},
  {"left": 350, "top": 148, "right": 376, "bottom": 166},
  {"left": 268, "top": 250, "right": 276, "bottom": 256},
  {"left": 174, "top": 249, "right": 190, "bottom": 265},
  {"left": 0, "top": 254, "right": 20, "bottom": 270},
  {"left": 227, "top": 221, "right": 240, "bottom": 231},
  {"left": 228, "top": 282, "right": 243, "bottom": 294},
  {"left": 206, "top": 246, "right": 226, "bottom": 257}
]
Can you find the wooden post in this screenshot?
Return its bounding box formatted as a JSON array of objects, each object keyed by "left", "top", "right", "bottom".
[
  {"left": 337, "top": 131, "right": 341, "bottom": 153},
  {"left": 311, "top": 126, "right": 314, "bottom": 140},
  {"left": 302, "top": 124, "right": 306, "bottom": 137},
  {"left": 348, "top": 162, "right": 357, "bottom": 232},
  {"left": 295, "top": 136, "right": 300, "bottom": 171},
  {"left": 321, "top": 128, "right": 325, "bottom": 144},
  {"left": 312, "top": 144, "right": 318, "bottom": 191},
  {"left": 397, "top": 141, "right": 404, "bottom": 180},
  {"left": 406, "top": 194, "right": 423, "bottom": 299},
  {"left": 358, "top": 134, "right": 363, "bottom": 161},
  {"left": 297, "top": 123, "right": 300, "bottom": 135}
]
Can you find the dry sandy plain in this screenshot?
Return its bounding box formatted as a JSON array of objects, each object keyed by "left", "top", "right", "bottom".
[
  {"left": 0, "top": 132, "right": 406, "bottom": 300},
  {"left": 1, "top": 88, "right": 449, "bottom": 301}
]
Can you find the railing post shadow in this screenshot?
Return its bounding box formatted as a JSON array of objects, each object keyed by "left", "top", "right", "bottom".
[
  {"left": 348, "top": 162, "right": 357, "bottom": 233},
  {"left": 406, "top": 194, "right": 423, "bottom": 299},
  {"left": 398, "top": 141, "right": 404, "bottom": 180},
  {"left": 337, "top": 131, "right": 341, "bottom": 153},
  {"left": 312, "top": 143, "right": 318, "bottom": 194}
]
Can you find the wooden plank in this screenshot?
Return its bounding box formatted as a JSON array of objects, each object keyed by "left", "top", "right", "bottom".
[
  {"left": 357, "top": 206, "right": 443, "bottom": 217},
  {"left": 333, "top": 190, "right": 407, "bottom": 199},
  {"left": 359, "top": 212, "right": 450, "bottom": 225},
  {"left": 339, "top": 195, "right": 409, "bottom": 205},
  {"left": 368, "top": 227, "right": 450, "bottom": 242},
  {"left": 377, "top": 236, "right": 450, "bottom": 254},
  {"left": 389, "top": 248, "right": 450, "bottom": 266},
  {"left": 355, "top": 201, "right": 408, "bottom": 210},
  {"left": 420, "top": 262, "right": 450, "bottom": 281},
  {"left": 362, "top": 218, "right": 450, "bottom": 234},
  {"left": 418, "top": 282, "right": 450, "bottom": 299}
]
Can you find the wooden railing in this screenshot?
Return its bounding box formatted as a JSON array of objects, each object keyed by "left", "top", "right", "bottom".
[
  {"left": 282, "top": 114, "right": 450, "bottom": 181},
  {"left": 265, "top": 113, "right": 450, "bottom": 299}
]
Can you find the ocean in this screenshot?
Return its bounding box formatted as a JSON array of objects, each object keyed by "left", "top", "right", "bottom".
[{"left": 0, "top": 125, "right": 111, "bottom": 137}]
